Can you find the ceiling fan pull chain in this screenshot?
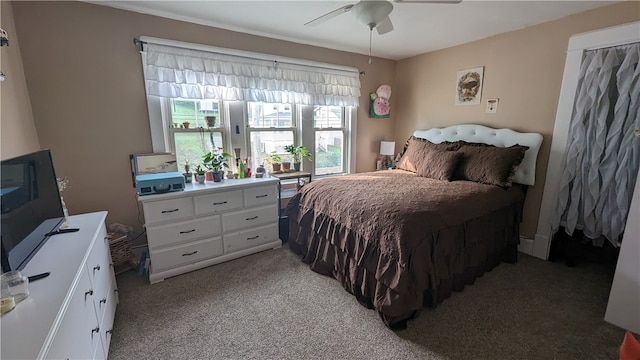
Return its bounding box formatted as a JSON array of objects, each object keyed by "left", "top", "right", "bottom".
[{"left": 368, "top": 26, "right": 373, "bottom": 64}]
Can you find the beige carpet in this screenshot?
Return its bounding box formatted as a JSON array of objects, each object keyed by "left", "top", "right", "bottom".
[{"left": 108, "top": 247, "right": 625, "bottom": 360}]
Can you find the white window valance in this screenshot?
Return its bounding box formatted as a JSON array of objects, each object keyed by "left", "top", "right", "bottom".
[{"left": 140, "top": 38, "right": 361, "bottom": 106}]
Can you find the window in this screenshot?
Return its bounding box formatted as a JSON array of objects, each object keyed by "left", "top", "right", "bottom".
[
  {"left": 153, "top": 99, "right": 353, "bottom": 178},
  {"left": 247, "top": 102, "right": 295, "bottom": 172},
  {"left": 141, "top": 38, "right": 360, "bottom": 177},
  {"left": 313, "top": 106, "right": 346, "bottom": 176},
  {"left": 247, "top": 103, "right": 350, "bottom": 176},
  {"left": 168, "top": 99, "right": 225, "bottom": 172}
]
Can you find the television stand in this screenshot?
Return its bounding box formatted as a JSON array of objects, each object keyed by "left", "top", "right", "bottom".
[{"left": 0, "top": 212, "right": 118, "bottom": 360}]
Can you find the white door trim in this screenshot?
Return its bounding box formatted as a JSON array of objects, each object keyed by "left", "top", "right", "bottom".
[{"left": 533, "top": 21, "right": 640, "bottom": 260}]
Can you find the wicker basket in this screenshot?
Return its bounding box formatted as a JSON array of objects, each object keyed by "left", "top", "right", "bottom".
[{"left": 107, "top": 232, "right": 136, "bottom": 274}]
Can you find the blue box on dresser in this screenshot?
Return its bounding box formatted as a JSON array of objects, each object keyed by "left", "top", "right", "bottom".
[{"left": 135, "top": 172, "right": 185, "bottom": 195}]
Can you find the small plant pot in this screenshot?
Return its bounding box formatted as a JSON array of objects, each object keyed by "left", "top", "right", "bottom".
[
  {"left": 205, "top": 116, "right": 217, "bottom": 127},
  {"left": 184, "top": 173, "right": 192, "bottom": 183},
  {"left": 196, "top": 174, "right": 205, "bottom": 184},
  {"left": 293, "top": 162, "right": 301, "bottom": 171},
  {"left": 282, "top": 162, "right": 291, "bottom": 171},
  {"left": 205, "top": 171, "right": 214, "bottom": 182},
  {"left": 182, "top": 121, "right": 190, "bottom": 129},
  {"left": 213, "top": 172, "right": 222, "bottom": 182},
  {"left": 272, "top": 163, "right": 282, "bottom": 172}
]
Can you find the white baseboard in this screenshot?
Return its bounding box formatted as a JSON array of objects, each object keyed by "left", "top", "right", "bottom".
[
  {"left": 533, "top": 234, "right": 550, "bottom": 260},
  {"left": 518, "top": 236, "right": 534, "bottom": 256}
]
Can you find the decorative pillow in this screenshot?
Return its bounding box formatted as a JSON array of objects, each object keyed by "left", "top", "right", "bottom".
[
  {"left": 396, "top": 136, "right": 461, "bottom": 173},
  {"left": 416, "top": 150, "right": 463, "bottom": 181},
  {"left": 454, "top": 142, "right": 529, "bottom": 187}
]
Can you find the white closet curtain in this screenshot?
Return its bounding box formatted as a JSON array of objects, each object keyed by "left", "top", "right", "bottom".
[
  {"left": 552, "top": 43, "right": 640, "bottom": 246},
  {"left": 141, "top": 43, "right": 361, "bottom": 106}
]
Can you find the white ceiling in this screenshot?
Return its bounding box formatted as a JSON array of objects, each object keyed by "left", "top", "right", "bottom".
[{"left": 93, "top": 0, "right": 621, "bottom": 60}]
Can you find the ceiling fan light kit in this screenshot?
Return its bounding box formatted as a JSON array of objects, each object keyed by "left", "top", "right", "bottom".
[{"left": 352, "top": 1, "right": 393, "bottom": 29}]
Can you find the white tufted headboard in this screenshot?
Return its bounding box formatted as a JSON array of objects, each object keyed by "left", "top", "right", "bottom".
[{"left": 413, "top": 124, "right": 543, "bottom": 186}]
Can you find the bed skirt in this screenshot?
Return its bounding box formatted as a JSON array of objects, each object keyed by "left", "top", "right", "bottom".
[{"left": 287, "top": 197, "right": 523, "bottom": 329}]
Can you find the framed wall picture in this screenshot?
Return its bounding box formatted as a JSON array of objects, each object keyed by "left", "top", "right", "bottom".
[
  {"left": 455, "top": 67, "right": 484, "bottom": 105},
  {"left": 369, "top": 84, "right": 392, "bottom": 118}
]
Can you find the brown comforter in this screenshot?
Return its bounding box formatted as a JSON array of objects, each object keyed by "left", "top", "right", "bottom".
[{"left": 285, "top": 170, "right": 526, "bottom": 328}]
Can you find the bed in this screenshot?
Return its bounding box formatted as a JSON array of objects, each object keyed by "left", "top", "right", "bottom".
[{"left": 285, "top": 124, "right": 543, "bottom": 329}]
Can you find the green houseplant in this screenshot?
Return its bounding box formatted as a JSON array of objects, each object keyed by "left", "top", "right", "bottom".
[
  {"left": 183, "top": 160, "right": 192, "bottom": 183},
  {"left": 267, "top": 153, "right": 282, "bottom": 173},
  {"left": 195, "top": 165, "right": 207, "bottom": 184},
  {"left": 203, "top": 151, "right": 232, "bottom": 182},
  {"left": 284, "top": 145, "right": 312, "bottom": 171}
]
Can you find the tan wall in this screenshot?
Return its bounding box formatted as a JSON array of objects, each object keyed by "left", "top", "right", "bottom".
[
  {"left": 0, "top": 1, "right": 39, "bottom": 160},
  {"left": 394, "top": 1, "right": 640, "bottom": 237},
  {"left": 10, "top": 1, "right": 395, "bottom": 237}
]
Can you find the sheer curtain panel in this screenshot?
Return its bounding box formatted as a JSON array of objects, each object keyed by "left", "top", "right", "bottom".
[
  {"left": 552, "top": 43, "right": 640, "bottom": 246},
  {"left": 141, "top": 42, "right": 361, "bottom": 107}
]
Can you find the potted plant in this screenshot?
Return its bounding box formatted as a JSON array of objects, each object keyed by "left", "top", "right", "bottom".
[
  {"left": 267, "top": 153, "right": 282, "bottom": 173},
  {"left": 281, "top": 155, "right": 292, "bottom": 172},
  {"left": 183, "top": 160, "right": 192, "bottom": 183},
  {"left": 203, "top": 151, "right": 232, "bottom": 182},
  {"left": 284, "top": 145, "right": 312, "bottom": 171},
  {"left": 195, "top": 165, "right": 206, "bottom": 184}
]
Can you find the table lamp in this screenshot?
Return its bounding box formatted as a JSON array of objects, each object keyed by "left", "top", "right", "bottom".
[{"left": 380, "top": 141, "right": 395, "bottom": 169}]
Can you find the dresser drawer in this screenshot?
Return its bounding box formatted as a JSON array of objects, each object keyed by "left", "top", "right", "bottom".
[
  {"left": 143, "top": 197, "right": 194, "bottom": 225},
  {"left": 244, "top": 185, "right": 277, "bottom": 208},
  {"left": 194, "top": 190, "right": 243, "bottom": 216},
  {"left": 85, "top": 236, "right": 112, "bottom": 322},
  {"left": 222, "top": 205, "right": 277, "bottom": 233},
  {"left": 147, "top": 216, "right": 222, "bottom": 249},
  {"left": 46, "top": 269, "right": 100, "bottom": 360},
  {"left": 150, "top": 237, "right": 223, "bottom": 271},
  {"left": 223, "top": 224, "right": 278, "bottom": 254}
]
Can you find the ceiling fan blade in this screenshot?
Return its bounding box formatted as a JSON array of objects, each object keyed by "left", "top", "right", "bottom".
[
  {"left": 304, "top": 4, "right": 354, "bottom": 26},
  {"left": 393, "top": 0, "right": 462, "bottom": 3},
  {"left": 376, "top": 17, "right": 394, "bottom": 35}
]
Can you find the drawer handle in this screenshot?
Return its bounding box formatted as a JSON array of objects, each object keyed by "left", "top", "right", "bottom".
[
  {"left": 255, "top": 194, "right": 268, "bottom": 198},
  {"left": 161, "top": 208, "right": 180, "bottom": 214},
  {"left": 179, "top": 229, "right": 196, "bottom": 234},
  {"left": 247, "top": 235, "right": 260, "bottom": 240},
  {"left": 91, "top": 326, "right": 100, "bottom": 335},
  {"left": 212, "top": 201, "right": 228, "bottom": 205},
  {"left": 246, "top": 216, "right": 259, "bottom": 221},
  {"left": 93, "top": 265, "right": 101, "bottom": 271},
  {"left": 106, "top": 329, "right": 113, "bottom": 335},
  {"left": 100, "top": 298, "right": 107, "bottom": 304},
  {"left": 85, "top": 289, "right": 94, "bottom": 298},
  {"left": 182, "top": 251, "right": 198, "bottom": 256}
]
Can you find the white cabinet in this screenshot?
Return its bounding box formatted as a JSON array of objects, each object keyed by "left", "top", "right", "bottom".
[
  {"left": 139, "top": 178, "right": 281, "bottom": 283},
  {"left": 0, "top": 212, "right": 118, "bottom": 360}
]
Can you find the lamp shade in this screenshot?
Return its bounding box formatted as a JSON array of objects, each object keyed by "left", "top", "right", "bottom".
[{"left": 380, "top": 141, "right": 395, "bottom": 156}]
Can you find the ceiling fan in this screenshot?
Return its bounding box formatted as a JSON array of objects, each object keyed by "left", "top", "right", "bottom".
[{"left": 304, "top": 0, "right": 462, "bottom": 36}]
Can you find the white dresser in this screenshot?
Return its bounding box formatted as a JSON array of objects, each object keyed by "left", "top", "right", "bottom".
[
  {"left": 0, "top": 212, "right": 118, "bottom": 360},
  {"left": 138, "top": 177, "right": 281, "bottom": 284}
]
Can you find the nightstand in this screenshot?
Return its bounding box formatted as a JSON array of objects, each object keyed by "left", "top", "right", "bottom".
[{"left": 270, "top": 171, "right": 312, "bottom": 242}]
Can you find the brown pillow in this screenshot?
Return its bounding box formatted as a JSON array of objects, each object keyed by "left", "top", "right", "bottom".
[
  {"left": 396, "top": 136, "right": 461, "bottom": 173},
  {"left": 416, "top": 150, "right": 463, "bottom": 181},
  {"left": 454, "top": 142, "right": 529, "bottom": 187}
]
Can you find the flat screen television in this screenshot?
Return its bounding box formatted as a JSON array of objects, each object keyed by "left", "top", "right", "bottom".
[{"left": 1, "top": 150, "right": 65, "bottom": 272}]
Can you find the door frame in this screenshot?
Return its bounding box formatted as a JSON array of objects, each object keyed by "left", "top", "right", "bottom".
[{"left": 534, "top": 21, "right": 640, "bottom": 260}]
